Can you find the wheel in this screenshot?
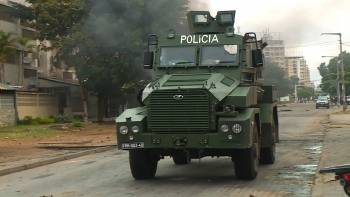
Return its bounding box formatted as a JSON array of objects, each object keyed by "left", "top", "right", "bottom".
[
  {"left": 259, "top": 119, "right": 276, "bottom": 164},
  {"left": 129, "top": 149, "right": 158, "bottom": 179},
  {"left": 316, "top": 106, "right": 318, "bottom": 109},
  {"left": 234, "top": 122, "right": 259, "bottom": 180},
  {"left": 173, "top": 152, "right": 191, "bottom": 164},
  {"left": 343, "top": 182, "right": 350, "bottom": 196}
]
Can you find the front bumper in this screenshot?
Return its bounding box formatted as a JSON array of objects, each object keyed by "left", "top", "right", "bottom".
[{"left": 316, "top": 102, "right": 329, "bottom": 107}]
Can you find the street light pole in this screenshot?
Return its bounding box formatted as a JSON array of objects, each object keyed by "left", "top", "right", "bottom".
[{"left": 321, "top": 33, "right": 346, "bottom": 111}]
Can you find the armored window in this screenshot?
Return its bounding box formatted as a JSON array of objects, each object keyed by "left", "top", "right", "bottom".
[
  {"left": 159, "top": 46, "right": 196, "bottom": 66},
  {"left": 200, "top": 45, "right": 237, "bottom": 65}
]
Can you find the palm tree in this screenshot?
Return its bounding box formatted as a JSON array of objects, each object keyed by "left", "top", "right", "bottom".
[
  {"left": 0, "top": 30, "right": 17, "bottom": 83},
  {"left": 16, "top": 37, "right": 36, "bottom": 85}
]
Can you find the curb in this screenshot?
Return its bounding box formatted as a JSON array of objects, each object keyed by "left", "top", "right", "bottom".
[{"left": 0, "top": 146, "right": 116, "bottom": 177}]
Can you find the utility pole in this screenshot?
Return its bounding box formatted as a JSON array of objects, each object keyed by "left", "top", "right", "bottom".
[{"left": 321, "top": 33, "right": 346, "bottom": 111}]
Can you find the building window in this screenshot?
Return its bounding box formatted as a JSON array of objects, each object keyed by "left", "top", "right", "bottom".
[
  {"left": 23, "top": 68, "right": 37, "bottom": 78},
  {"left": 0, "top": 5, "right": 14, "bottom": 23},
  {"left": 22, "top": 28, "right": 36, "bottom": 40},
  {"left": 63, "top": 72, "right": 73, "bottom": 79}
]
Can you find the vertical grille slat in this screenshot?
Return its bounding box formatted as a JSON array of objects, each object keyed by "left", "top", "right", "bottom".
[{"left": 149, "top": 90, "right": 209, "bottom": 133}]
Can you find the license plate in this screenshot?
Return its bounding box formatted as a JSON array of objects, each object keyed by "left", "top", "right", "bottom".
[{"left": 122, "top": 142, "right": 144, "bottom": 149}]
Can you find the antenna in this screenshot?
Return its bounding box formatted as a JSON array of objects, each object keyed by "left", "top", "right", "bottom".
[
  {"left": 23, "top": 56, "right": 32, "bottom": 64},
  {"left": 37, "top": 68, "right": 44, "bottom": 73},
  {"left": 27, "top": 76, "right": 38, "bottom": 86}
]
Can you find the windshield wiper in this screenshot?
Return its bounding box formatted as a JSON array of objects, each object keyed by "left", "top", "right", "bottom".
[
  {"left": 209, "top": 60, "right": 235, "bottom": 72},
  {"left": 166, "top": 62, "right": 194, "bottom": 74},
  {"left": 218, "top": 60, "right": 235, "bottom": 63}
]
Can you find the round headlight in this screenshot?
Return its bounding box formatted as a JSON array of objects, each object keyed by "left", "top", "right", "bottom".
[
  {"left": 129, "top": 135, "right": 134, "bottom": 140},
  {"left": 221, "top": 125, "right": 229, "bottom": 132},
  {"left": 132, "top": 126, "right": 139, "bottom": 133},
  {"left": 119, "top": 125, "right": 128, "bottom": 135},
  {"left": 232, "top": 124, "right": 242, "bottom": 134}
]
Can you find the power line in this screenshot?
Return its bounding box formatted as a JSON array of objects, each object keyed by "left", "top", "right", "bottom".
[{"left": 284, "top": 41, "right": 339, "bottom": 49}]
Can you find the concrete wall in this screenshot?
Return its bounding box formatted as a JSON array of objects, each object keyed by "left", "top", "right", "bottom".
[
  {"left": 0, "top": 109, "right": 15, "bottom": 126},
  {"left": 17, "top": 92, "right": 58, "bottom": 119}
]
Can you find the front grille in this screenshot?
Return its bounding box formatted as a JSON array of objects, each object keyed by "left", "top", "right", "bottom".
[{"left": 149, "top": 90, "right": 210, "bottom": 133}]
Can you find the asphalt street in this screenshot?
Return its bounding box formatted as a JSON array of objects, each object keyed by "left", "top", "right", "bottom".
[{"left": 0, "top": 103, "right": 338, "bottom": 197}]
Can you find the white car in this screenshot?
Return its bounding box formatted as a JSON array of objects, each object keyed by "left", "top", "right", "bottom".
[{"left": 316, "top": 96, "right": 330, "bottom": 109}]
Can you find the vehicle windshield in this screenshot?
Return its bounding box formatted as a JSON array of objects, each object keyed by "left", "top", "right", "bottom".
[
  {"left": 201, "top": 45, "right": 238, "bottom": 65},
  {"left": 318, "top": 97, "right": 328, "bottom": 101},
  {"left": 159, "top": 46, "right": 195, "bottom": 66}
]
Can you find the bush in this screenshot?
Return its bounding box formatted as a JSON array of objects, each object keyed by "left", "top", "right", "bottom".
[
  {"left": 20, "top": 116, "right": 33, "bottom": 125},
  {"left": 73, "top": 115, "right": 84, "bottom": 121},
  {"left": 31, "top": 117, "right": 42, "bottom": 125},
  {"left": 19, "top": 116, "right": 55, "bottom": 125},
  {"left": 40, "top": 118, "right": 55, "bottom": 124},
  {"left": 53, "top": 114, "right": 74, "bottom": 123},
  {"left": 72, "top": 120, "right": 83, "bottom": 127}
]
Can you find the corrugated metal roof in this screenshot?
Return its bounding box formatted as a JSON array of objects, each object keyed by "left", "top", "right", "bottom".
[{"left": 0, "top": 83, "right": 16, "bottom": 90}]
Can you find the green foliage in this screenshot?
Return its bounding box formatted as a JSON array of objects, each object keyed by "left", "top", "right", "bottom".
[
  {"left": 53, "top": 114, "right": 74, "bottom": 123},
  {"left": 20, "top": 116, "right": 34, "bottom": 125},
  {"left": 72, "top": 120, "right": 83, "bottom": 127},
  {"left": 263, "top": 60, "right": 299, "bottom": 97},
  {"left": 297, "top": 87, "right": 314, "bottom": 98},
  {"left": 8, "top": 0, "right": 201, "bottom": 121},
  {"left": 318, "top": 52, "right": 350, "bottom": 95},
  {"left": 40, "top": 118, "right": 55, "bottom": 124},
  {"left": 19, "top": 116, "right": 55, "bottom": 125},
  {"left": 0, "top": 30, "right": 17, "bottom": 66},
  {"left": 73, "top": 115, "right": 84, "bottom": 121}
]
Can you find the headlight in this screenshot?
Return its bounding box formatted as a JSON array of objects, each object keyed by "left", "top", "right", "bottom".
[
  {"left": 132, "top": 126, "right": 139, "bottom": 133},
  {"left": 232, "top": 124, "right": 242, "bottom": 133},
  {"left": 119, "top": 125, "right": 128, "bottom": 135},
  {"left": 221, "top": 125, "right": 229, "bottom": 132}
]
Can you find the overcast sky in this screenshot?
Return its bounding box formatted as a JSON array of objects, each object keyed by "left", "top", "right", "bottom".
[{"left": 200, "top": 0, "right": 350, "bottom": 85}]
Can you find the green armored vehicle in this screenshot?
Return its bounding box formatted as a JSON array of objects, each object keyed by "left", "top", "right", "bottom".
[{"left": 116, "top": 10, "right": 279, "bottom": 180}]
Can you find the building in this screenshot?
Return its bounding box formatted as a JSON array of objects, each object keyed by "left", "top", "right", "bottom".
[
  {"left": 285, "top": 57, "right": 311, "bottom": 87},
  {"left": 259, "top": 30, "right": 312, "bottom": 88},
  {"left": 0, "top": 1, "right": 97, "bottom": 120},
  {"left": 260, "top": 31, "right": 286, "bottom": 69}
]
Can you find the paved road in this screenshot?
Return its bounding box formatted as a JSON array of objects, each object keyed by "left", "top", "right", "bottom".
[{"left": 0, "top": 103, "right": 338, "bottom": 197}]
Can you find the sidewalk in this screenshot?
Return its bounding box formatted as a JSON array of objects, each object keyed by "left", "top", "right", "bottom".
[
  {"left": 313, "top": 113, "right": 350, "bottom": 197},
  {"left": 0, "top": 142, "right": 117, "bottom": 177}
]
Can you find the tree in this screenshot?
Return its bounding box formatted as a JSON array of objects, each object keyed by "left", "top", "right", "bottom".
[
  {"left": 9, "top": 0, "right": 193, "bottom": 122},
  {"left": 263, "top": 60, "right": 297, "bottom": 97},
  {"left": 0, "top": 30, "right": 17, "bottom": 83},
  {"left": 297, "top": 87, "right": 314, "bottom": 99},
  {"left": 16, "top": 37, "right": 36, "bottom": 85},
  {"left": 318, "top": 52, "right": 350, "bottom": 96}
]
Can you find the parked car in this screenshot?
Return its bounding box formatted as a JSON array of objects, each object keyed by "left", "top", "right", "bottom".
[{"left": 316, "top": 96, "right": 330, "bottom": 109}]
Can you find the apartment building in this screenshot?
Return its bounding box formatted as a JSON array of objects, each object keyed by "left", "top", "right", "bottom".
[
  {"left": 260, "top": 32, "right": 286, "bottom": 69},
  {"left": 285, "top": 57, "right": 311, "bottom": 87}
]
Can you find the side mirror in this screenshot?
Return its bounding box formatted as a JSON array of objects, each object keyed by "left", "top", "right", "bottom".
[
  {"left": 252, "top": 49, "right": 263, "bottom": 67},
  {"left": 143, "top": 51, "right": 154, "bottom": 69}
]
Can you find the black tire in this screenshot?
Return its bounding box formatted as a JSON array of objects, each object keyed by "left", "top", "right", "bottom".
[
  {"left": 343, "top": 182, "right": 350, "bottom": 196},
  {"left": 234, "top": 122, "right": 259, "bottom": 180},
  {"left": 173, "top": 153, "right": 191, "bottom": 164},
  {"left": 259, "top": 119, "right": 276, "bottom": 165},
  {"left": 316, "top": 106, "right": 318, "bottom": 109},
  {"left": 129, "top": 149, "right": 158, "bottom": 179}
]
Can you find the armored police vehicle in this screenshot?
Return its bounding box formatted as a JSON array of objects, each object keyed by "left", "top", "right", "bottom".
[{"left": 116, "top": 10, "right": 279, "bottom": 180}]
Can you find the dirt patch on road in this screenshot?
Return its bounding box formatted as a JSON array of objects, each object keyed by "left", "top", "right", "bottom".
[{"left": 0, "top": 123, "right": 116, "bottom": 164}]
